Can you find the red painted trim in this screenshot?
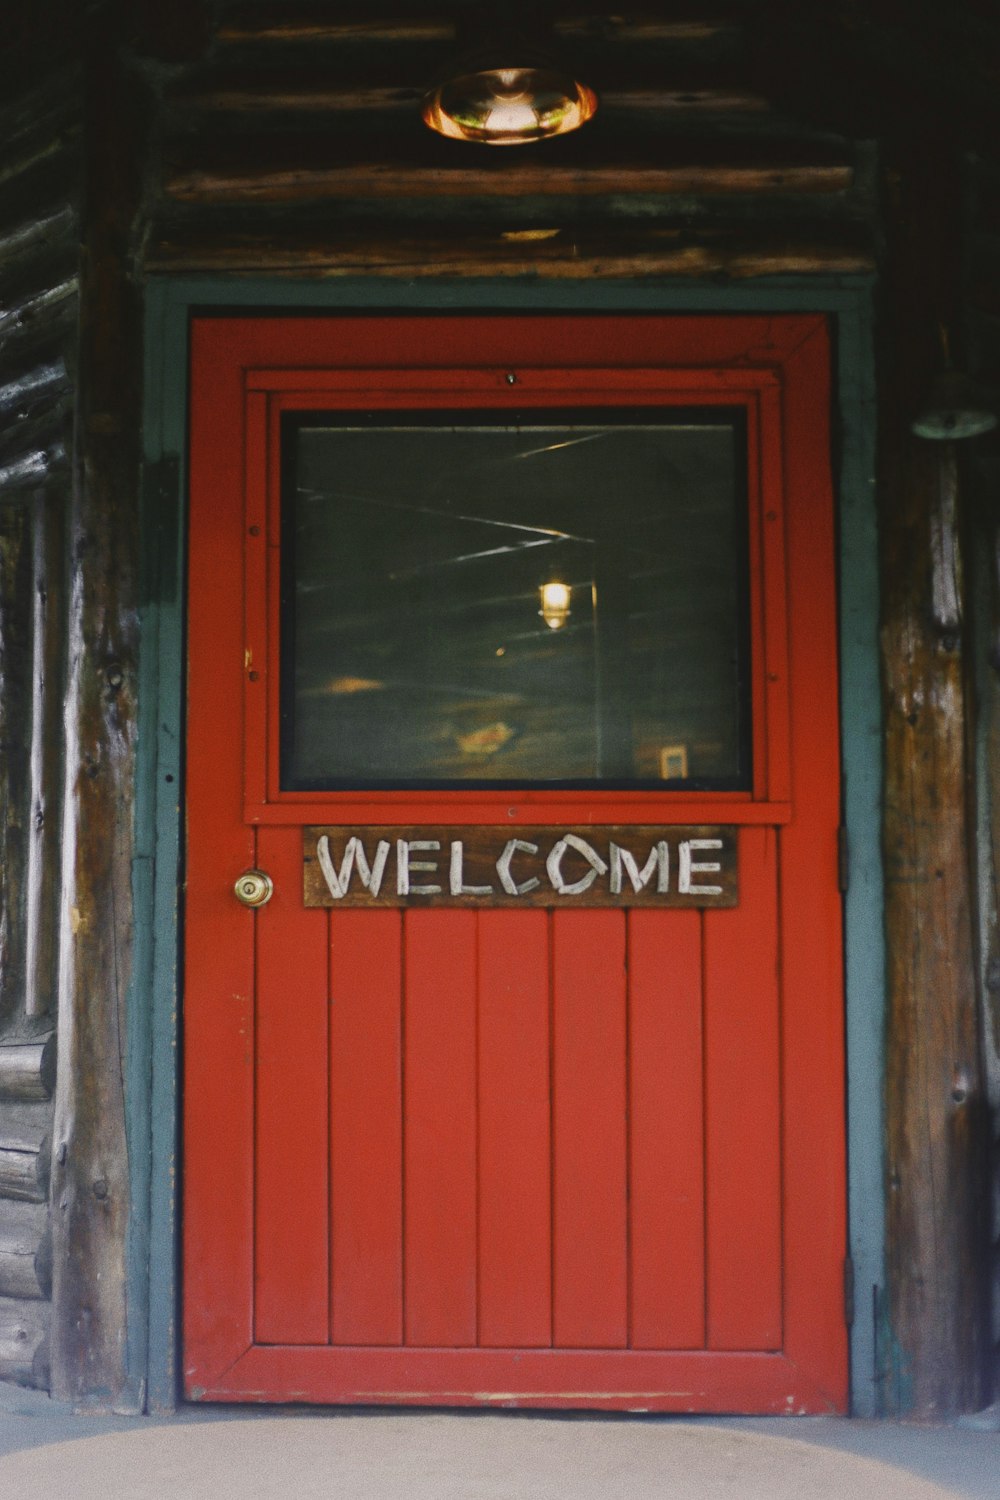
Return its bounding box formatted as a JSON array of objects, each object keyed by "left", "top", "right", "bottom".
[
  {"left": 244, "top": 798, "right": 793, "bottom": 827},
  {"left": 190, "top": 1346, "right": 842, "bottom": 1415},
  {"left": 775, "top": 321, "right": 847, "bottom": 1409},
  {"left": 249, "top": 368, "right": 782, "bottom": 823},
  {"left": 243, "top": 393, "right": 269, "bottom": 811},
  {"left": 185, "top": 323, "right": 258, "bottom": 1388}
]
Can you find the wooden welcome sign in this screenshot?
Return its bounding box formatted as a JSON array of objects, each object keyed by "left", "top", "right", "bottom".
[{"left": 303, "top": 826, "right": 737, "bottom": 909}]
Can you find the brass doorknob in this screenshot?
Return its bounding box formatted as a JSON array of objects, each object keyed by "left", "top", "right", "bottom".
[{"left": 234, "top": 870, "right": 274, "bottom": 908}]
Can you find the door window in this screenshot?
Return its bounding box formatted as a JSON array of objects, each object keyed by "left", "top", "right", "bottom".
[{"left": 281, "top": 410, "right": 750, "bottom": 790}]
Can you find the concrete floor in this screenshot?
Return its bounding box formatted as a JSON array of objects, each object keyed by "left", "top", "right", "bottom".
[{"left": 0, "top": 1391, "right": 998, "bottom": 1500}]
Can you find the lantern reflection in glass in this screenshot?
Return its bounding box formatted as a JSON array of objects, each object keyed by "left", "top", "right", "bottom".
[{"left": 539, "top": 580, "right": 571, "bottom": 630}]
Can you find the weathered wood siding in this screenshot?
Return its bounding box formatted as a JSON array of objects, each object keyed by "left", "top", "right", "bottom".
[{"left": 0, "top": 43, "right": 81, "bottom": 1390}]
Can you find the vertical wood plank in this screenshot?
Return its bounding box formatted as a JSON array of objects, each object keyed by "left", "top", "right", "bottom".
[
  {"left": 477, "top": 910, "right": 551, "bottom": 1348},
  {"left": 254, "top": 824, "right": 329, "bottom": 1343},
  {"left": 552, "top": 909, "right": 628, "bottom": 1348},
  {"left": 404, "top": 910, "right": 478, "bottom": 1346},
  {"left": 329, "top": 908, "right": 403, "bottom": 1346},
  {"left": 703, "top": 826, "right": 782, "bottom": 1350},
  {"left": 628, "top": 908, "right": 706, "bottom": 1350}
]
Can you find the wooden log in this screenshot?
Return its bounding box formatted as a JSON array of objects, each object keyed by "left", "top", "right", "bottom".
[
  {"left": 0, "top": 1143, "right": 50, "bottom": 1204},
  {"left": 0, "top": 280, "right": 78, "bottom": 349},
  {"left": 0, "top": 1201, "right": 50, "bottom": 1299},
  {"left": 215, "top": 5, "right": 738, "bottom": 46},
  {"left": 48, "top": 19, "right": 141, "bottom": 1408},
  {"left": 172, "top": 82, "right": 770, "bottom": 115},
  {"left": 164, "top": 60, "right": 769, "bottom": 117},
  {"left": 0, "top": 403, "right": 73, "bottom": 471},
  {"left": 144, "top": 223, "right": 874, "bottom": 278},
  {"left": 0, "top": 127, "right": 83, "bottom": 201},
  {"left": 0, "top": 358, "right": 70, "bottom": 416},
  {"left": 0, "top": 506, "right": 33, "bottom": 1030},
  {"left": 880, "top": 137, "right": 991, "bottom": 1418},
  {"left": 0, "top": 1102, "right": 50, "bottom": 1154},
  {"left": 0, "top": 143, "right": 82, "bottom": 230},
  {"left": 24, "top": 483, "right": 67, "bottom": 1020},
  {"left": 0, "top": 1294, "right": 49, "bottom": 1388},
  {"left": 554, "top": 12, "right": 739, "bottom": 43},
  {"left": 0, "top": 446, "right": 68, "bottom": 497},
  {"left": 217, "top": 10, "right": 454, "bottom": 43},
  {"left": 0, "top": 1038, "right": 56, "bottom": 1102},
  {"left": 165, "top": 149, "right": 854, "bottom": 204},
  {"left": 0, "top": 207, "right": 77, "bottom": 276}
]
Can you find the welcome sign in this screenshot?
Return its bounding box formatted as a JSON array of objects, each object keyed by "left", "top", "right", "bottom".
[{"left": 303, "top": 826, "right": 737, "bottom": 909}]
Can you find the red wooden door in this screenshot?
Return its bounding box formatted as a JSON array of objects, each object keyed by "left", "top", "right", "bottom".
[{"left": 183, "top": 315, "right": 847, "bottom": 1412}]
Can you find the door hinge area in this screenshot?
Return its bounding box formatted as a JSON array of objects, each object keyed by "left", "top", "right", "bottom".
[
  {"left": 838, "top": 825, "right": 850, "bottom": 893},
  {"left": 843, "top": 1255, "right": 856, "bottom": 1327}
]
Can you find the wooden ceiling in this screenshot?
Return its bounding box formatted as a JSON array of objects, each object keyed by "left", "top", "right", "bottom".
[
  {"left": 143, "top": 2, "right": 880, "bottom": 277},
  {"left": 3, "top": 1, "right": 990, "bottom": 279}
]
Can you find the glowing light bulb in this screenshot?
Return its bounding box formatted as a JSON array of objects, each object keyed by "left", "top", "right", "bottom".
[
  {"left": 539, "top": 581, "right": 571, "bottom": 630},
  {"left": 423, "top": 65, "right": 597, "bottom": 146}
]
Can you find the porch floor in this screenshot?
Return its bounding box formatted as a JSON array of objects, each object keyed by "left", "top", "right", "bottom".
[{"left": 0, "top": 1393, "right": 997, "bottom": 1499}]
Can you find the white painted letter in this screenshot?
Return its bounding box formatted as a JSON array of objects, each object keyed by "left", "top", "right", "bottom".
[
  {"left": 679, "top": 838, "right": 724, "bottom": 896},
  {"left": 317, "top": 834, "right": 390, "bottom": 899},
  {"left": 449, "top": 841, "right": 492, "bottom": 897},
  {"left": 496, "top": 839, "right": 541, "bottom": 896},
  {"left": 546, "top": 833, "right": 609, "bottom": 896},
  {"left": 397, "top": 839, "right": 442, "bottom": 895},
  {"left": 609, "top": 841, "right": 670, "bottom": 894}
]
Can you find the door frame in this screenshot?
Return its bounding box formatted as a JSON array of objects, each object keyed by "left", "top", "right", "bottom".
[{"left": 135, "top": 277, "right": 883, "bottom": 1414}]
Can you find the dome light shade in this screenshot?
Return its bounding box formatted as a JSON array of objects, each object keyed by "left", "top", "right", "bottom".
[{"left": 423, "top": 63, "right": 597, "bottom": 145}]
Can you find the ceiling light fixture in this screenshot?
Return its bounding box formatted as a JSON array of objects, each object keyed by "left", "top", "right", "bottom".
[
  {"left": 422, "top": 20, "right": 597, "bottom": 146},
  {"left": 912, "top": 326, "right": 998, "bottom": 441},
  {"left": 911, "top": 369, "right": 998, "bottom": 441}
]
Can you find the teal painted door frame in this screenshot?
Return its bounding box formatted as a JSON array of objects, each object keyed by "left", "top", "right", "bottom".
[{"left": 136, "top": 277, "right": 883, "bottom": 1415}]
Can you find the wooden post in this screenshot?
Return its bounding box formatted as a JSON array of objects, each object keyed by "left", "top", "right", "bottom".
[
  {"left": 48, "top": 22, "right": 144, "bottom": 1408},
  {"left": 24, "top": 485, "right": 67, "bottom": 1020},
  {"left": 0, "top": 503, "right": 32, "bottom": 1032},
  {"left": 880, "top": 137, "right": 991, "bottom": 1416}
]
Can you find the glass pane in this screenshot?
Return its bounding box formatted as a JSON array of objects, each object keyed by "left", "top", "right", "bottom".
[{"left": 281, "top": 410, "right": 750, "bottom": 789}]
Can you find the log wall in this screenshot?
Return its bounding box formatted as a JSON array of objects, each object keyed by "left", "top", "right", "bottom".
[{"left": 0, "top": 37, "right": 80, "bottom": 1392}]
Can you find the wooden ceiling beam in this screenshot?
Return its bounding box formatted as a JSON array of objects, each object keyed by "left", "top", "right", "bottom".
[
  {"left": 165, "top": 161, "right": 852, "bottom": 203},
  {"left": 144, "top": 223, "right": 874, "bottom": 278},
  {"left": 165, "top": 142, "right": 853, "bottom": 203},
  {"left": 215, "top": 6, "right": 740, "bottom": 46},
  {"left": 169, "top": 81, "right": 769, "bottom": 115},
  {"left": 217, "top": 11, "right": 453, "bottom": 44}
]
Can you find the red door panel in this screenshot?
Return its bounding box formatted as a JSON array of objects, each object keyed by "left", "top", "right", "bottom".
[
  {"left": 628, "top": 907, "right": 705, "bottom": 1351},
  {"left": 328, "top": 907, "right": 404, "bottom": 1347},
  {"left": 183, "top": 314, "right": 847, "bottom": 1413},
  {"left": 477, "top": 910, "right": 552, "bottom": 1349}
]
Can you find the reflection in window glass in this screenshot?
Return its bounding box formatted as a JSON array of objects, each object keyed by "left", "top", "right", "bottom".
[{"left": 281, "top": 411, "right": 750, "bottom": 789}]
